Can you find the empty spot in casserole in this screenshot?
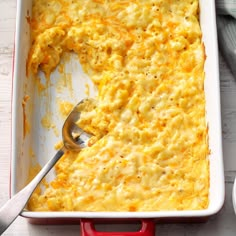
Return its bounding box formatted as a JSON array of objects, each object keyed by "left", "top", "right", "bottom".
[{"left": 41, "top": 112, "right": 59, "bottom": 137}]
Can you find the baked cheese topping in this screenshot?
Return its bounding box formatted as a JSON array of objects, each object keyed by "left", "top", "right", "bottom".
[{"left": 27, "top": 0, "right": 209, "bottom": 211}]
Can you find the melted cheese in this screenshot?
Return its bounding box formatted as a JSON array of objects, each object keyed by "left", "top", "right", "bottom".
[{"left": 27, "top": 0, "right": 209, "bottom": 212}]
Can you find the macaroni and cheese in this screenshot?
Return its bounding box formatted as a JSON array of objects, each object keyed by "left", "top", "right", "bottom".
[{"left": 27, "top": 0, "right": 209, "bottom": 211}]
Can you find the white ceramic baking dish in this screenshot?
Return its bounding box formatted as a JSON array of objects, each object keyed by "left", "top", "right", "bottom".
[{"left": 11, "top": 0, "right": 224, "bottom": 234}]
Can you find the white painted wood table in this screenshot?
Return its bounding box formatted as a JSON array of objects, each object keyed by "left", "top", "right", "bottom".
[{"left": 1, "top": 1, "right": 236, "bottom": 235}]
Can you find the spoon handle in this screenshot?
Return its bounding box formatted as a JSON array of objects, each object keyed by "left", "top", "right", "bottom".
[{"left": 0, "top": 147, "right": 65, "bottom": 235}]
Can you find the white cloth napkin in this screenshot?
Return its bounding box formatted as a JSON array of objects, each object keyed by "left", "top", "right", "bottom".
[{"left": 216, "top": 0, "right": 236, "bottom": 77}]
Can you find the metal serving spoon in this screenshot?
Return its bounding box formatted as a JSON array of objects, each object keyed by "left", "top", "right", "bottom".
[{"left": 0, "top": 98, "right": 94, "bottom": 235}]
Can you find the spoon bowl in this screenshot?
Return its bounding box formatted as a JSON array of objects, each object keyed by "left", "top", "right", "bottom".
[{"left": 62, "top": 98, "right": 94, "bottom": 151}]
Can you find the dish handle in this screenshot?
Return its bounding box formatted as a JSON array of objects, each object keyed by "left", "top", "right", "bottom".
[{"left": 80, "top": 219, "right": 155, "bottom": 236}]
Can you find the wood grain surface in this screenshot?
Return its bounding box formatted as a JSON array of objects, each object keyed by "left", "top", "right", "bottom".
[{"left": 0, "top": 0, "right": 236, "bottom": 235}]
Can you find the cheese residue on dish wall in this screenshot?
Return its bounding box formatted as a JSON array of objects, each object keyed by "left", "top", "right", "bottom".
[
  {"left": 27, "top": 0, "right": 210, "bottom": 211},
  {"left": 22, "top": 95, "right": 31, "bottom": 138}
]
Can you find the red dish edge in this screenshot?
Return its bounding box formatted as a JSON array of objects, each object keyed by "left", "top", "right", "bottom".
[{"left": 80, "top": 219, "right": 155, "bottom": 236}]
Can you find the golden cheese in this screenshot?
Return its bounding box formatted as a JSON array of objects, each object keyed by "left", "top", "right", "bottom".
[{"left": 27, "top": 0, "right": 209, "bottom": 212}]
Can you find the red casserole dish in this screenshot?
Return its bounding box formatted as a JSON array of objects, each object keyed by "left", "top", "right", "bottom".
[{"left": 11, "top": 0, "right": 224, "bottom": 235}]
